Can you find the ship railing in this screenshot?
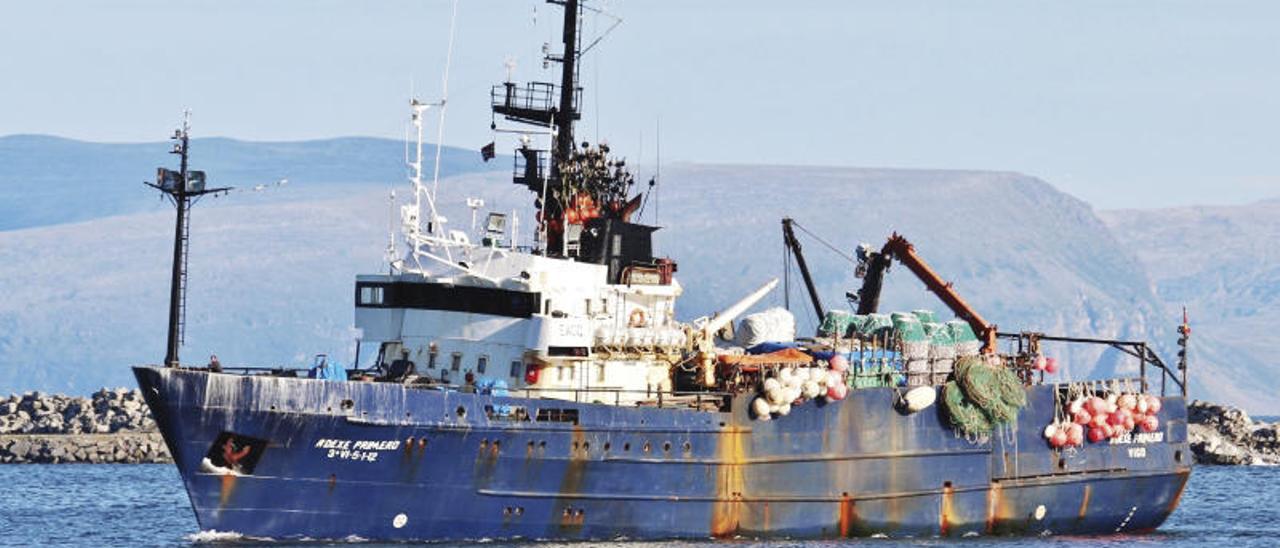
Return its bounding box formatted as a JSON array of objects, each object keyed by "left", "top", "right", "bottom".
[
  {"left": 500, "top": 386, "right": 731, "bottom": 410},
  {"left": 998, "top": 332, "right": 1187, "bottom": 397},
  {"left": 490, "top": 81, "right": 582, "bottom": 126},
  {"left": 184, "top": 365, "right": 732, "bottom": 410}
]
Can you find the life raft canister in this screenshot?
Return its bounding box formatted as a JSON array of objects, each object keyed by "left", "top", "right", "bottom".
[{"left": 628, "top": 308, "right": 648, "bottom": 328}]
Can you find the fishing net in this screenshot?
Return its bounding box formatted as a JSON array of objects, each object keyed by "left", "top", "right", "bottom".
[
  {"left": 957, "top": 358, "right": 1001, "bottom": 409},
  {"left": 993, "top": 365, "right": 1027, "bottom": 409},
  {"left": 943, "top": 380, "right": 993, "bottom": 435},
  {"left": 953, "top": 356, "right": 1026, "bottom": 426}
]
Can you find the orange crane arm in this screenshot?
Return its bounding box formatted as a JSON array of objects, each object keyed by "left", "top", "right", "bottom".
[{"left": 863, "top": 234, "right": 998, "bottom": 354}]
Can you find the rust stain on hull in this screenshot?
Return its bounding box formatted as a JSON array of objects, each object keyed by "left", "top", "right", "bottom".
[
  {"left": 556, "top": 427, "right": 588, "bottom": 534},
  {"left": 710, "top": 426, "right": 748, "bottom": 538},
  {"left": 219, "top": 474, "right": 237, "bottom": 508},
  {"left": 837, "top": 494, "right": 859, "bottom": 537},
  {"left": 940, "top": 484, "right": 955, "bottom": 536},
  {"left": 985, "top": 482, "right": 1002, "bottom": 534},
  {"left": 1077, "top": 484, "right": 1092, "bottom": 523}
]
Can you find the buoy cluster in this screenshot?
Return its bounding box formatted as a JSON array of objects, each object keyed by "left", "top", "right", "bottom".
[
  {"left": 1044, "top": 392, "right": 1163, "bottom": 448},
  {"left": 751, "top": 355, "right": 850, "bottom": 421},
  {"left": 1031, "top": 355, "right": 1058, "bottom": 374}
]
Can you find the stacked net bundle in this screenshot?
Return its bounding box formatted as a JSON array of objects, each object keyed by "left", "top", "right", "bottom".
[
  {"left": 817, "top": 310, "right": 857, "bottom": 338},
  {"left": 947, "top": 320, "right": 981, "bottom": 357},
  {"left": 943, "top": 380, "right": 993, "bottom": 435},
  {"left": 856, "top": 313, "right": 894, "bottom": 339},
  {"left": 892, "top": 312, "right": 930, "bottom": 386},
  {"left": 912, "top": 309, "right": 938, "bottom": 324},
  {"left": 924, "top": 322, "right": 956, "bottom": 385}
]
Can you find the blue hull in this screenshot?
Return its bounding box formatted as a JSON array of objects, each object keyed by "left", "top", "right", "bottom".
[{"left": 134, "top": 366, "right": 1191, "bottom": 541}]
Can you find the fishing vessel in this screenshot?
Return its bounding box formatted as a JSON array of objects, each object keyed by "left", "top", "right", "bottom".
[{"left": 135, "top": 1, "right": 1192, "bottom": 541}]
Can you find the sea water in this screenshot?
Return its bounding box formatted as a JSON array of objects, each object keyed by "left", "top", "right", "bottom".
[{"left": 0, "top": 464, "right": 1274, "bottom": 547}]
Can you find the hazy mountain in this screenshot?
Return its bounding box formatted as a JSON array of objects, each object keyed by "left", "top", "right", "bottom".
[
  {"left": 0, "top": 138, "right": 1262, "bottom": 411},
  {"left": 1101, "top": 200, "right": 1280, "bottom": 412},
  {"left": 0, "top": 134, "right": 488, "bottom": 231}
]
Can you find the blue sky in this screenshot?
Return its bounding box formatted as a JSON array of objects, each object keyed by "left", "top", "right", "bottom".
[{"left": 1, "top": 0, "right": 1277, "bottom": 209}]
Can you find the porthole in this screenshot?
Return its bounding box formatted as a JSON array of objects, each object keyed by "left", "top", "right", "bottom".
[{"left": 456, "top": 405, "right": 467, "bottom": 418}]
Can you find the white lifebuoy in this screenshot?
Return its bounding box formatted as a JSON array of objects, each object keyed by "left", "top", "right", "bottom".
[{"left": 628, "top": 308, "right": 648, "bottom": 328}]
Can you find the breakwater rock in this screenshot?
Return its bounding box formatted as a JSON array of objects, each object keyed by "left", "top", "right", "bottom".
[
  {"left": 1, "top": 433, "right": 170, "bottom": 464},
  {"left": 1187, "top": 400, "right": 1280, "bottom": 465},
  {"left": 0, "top": 388, "right": 171, "bottom": 463}
]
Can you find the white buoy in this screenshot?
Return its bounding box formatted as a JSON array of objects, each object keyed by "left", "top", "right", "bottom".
[
  {"left": 802, "top": 380, "right": 820, "bottom": 399},
  {"left": 752, "top": 396, "right": 772, "bottom": 419},
  {"left": 777, "top": 402, "right": 792, "bottom": 416},
  {"left": 767, "top": 386, "right": 786, "bottom": 405},
  {"left": 763, "top": 377, "right": 781, "bottom": 393},
  {"left": 901, "top": 386, "right": 937, "bottom": 413}
]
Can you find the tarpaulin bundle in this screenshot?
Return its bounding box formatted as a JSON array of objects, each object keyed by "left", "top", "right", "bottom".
[{"left": 718, "top": 347, "right": 814, "bottom": 367}]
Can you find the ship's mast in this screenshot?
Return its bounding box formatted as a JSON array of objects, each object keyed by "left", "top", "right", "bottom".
[
  {"left": 553, "top": 0, "right": 580, "bottom": 165},
  {"left": 147, "top": 112, "right": 231, "bottom": 367}
]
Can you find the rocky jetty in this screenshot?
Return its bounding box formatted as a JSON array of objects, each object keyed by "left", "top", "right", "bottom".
[
  {"left": 0, "top": 388, "right": 170, "bottom": 463},
  {"left": 1187, "top": 400, "right": 1280, "bottom": 465}
]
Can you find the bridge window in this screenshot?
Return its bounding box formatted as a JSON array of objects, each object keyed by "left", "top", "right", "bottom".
[
  {"left": 509, "top": 360, "right": 522, "bottom": 379},
  {"left": 451, "top": 352, "right": 462, "bottom": 371},
  {"left": 358, "top": 286, "right": 384, "bottom": 305},
  {"left": 477, "top": 355, "right": 489, "bottom": 374},
  {"left": 428, "top": 347, "right": 438, "bottom": 369}
]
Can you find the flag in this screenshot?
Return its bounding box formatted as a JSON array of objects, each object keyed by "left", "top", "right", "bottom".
[{"left": 481, "top": 142, "right": 496, "bottom": 162}]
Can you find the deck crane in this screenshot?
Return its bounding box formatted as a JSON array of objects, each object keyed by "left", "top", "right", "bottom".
[
  {"left": 781, "top": 218, "right": 825, "bottom": 324},
  {"left": 855, "top": 233, "right": 998, "bottom": 354}
]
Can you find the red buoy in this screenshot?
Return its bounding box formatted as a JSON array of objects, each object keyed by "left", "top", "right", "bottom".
[
  {"left": 1088, "top": 426, "right": 1107, "bottom": 443},
  {"left": 1051, "top": 428, "right": 1068, "bottom": 448}
]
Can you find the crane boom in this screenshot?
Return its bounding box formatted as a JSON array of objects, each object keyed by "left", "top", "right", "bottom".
[
  {"left": 856, "top": 234, "right": 998, "bottom": 353},
  {"left": 781, "top": 218, "right": 824, "bottom": 323}
]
